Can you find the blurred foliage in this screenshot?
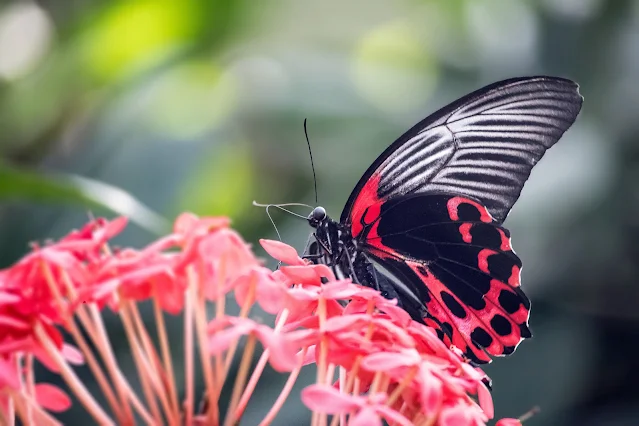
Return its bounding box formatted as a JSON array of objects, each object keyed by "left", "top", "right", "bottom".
[
  {"left": 0, "top": 162, "right": 167, "bottom": 232},
  {"left": 1, "top": 0, "right": 638, "bottom": 425}
]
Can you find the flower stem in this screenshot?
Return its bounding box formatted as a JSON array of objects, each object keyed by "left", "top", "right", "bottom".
[
  {"left": 183, "top": 276, "right": 195, "bottom": 426},
  {"left": 24, "top": 354, "right": 35, "bottom": 425},
  {"left": 188, "top": 266, "right": 219, "bottom": 425},
  {"left": 7, "top": 389, "right": 63, "bottom": 426},
  {"left": 259, "top": 346, "right": 308, "bottom": 426},
  {"left": 234, "top": 309, "right": 290, "bottom": 420},
  {"left": 119, "top": 304, "right": 162, "bottom": 423},
  {"left": 34, "top": 323, "right": 115, "bottom": 426},
  {"left": 59, "top": 269, "right": 136, "bottom": 422},
  {"left": 76, "top": 304, "right": 152, "bottom": 424},
  {"left": 128, "top": 302, "right": 177, "bottom": 424},
  {"left": 153, "top": 296, "right": 180, "bottom": 418},
  {"left": 214, "top": 255, "right": 228, "bottom": 392},
  {"left": 42, "top": 263, "right": 127, "bottom": 422},
  {"left": 315, "top": 296, "right": 328, "bottom": 426},
  {"left": 224, "top": 334, "right": 257, "bottom": 426},
  {"left": 386, "top": 366, "right": 418, "bottom": 407},
  {"left": 222, "top": 272, "right": 256, "bottom": 380}
]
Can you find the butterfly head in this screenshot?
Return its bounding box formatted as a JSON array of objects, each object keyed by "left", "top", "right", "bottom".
[{"left": 308, "top": 206, "right": 327, "bottom": 228}]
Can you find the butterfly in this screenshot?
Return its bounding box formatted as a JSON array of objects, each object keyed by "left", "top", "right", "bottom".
[{"left": 303, "top": 76, "right": 583, "bottom": 364}]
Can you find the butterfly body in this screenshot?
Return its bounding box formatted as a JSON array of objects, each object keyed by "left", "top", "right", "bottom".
[{"left": 304, "top": 76, "right": 583, "bottom": 363}]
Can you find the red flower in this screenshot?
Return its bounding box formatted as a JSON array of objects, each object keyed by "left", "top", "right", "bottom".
[{"left": 0, "top": 217, "right": 524, "bottom": 426}]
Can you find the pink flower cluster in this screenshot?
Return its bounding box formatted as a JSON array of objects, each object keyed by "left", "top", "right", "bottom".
[{"left": 0, "top": 213, "right": 524, "bottom": 425}]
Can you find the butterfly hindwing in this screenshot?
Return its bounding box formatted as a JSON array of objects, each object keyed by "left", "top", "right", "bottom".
[{"left": 360, "top": 193, "right": 531, "bottom": 363}]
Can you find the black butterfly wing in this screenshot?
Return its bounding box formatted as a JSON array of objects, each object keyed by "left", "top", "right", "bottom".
[
  {"left": 341, "top": 76, "right": 582, "bottom": 362},
  {"left": 341, "top": 76, "right": 583, "bottom": 229},
  {"left": 359, "top": 193, "right": 530, "bottom": 363}
]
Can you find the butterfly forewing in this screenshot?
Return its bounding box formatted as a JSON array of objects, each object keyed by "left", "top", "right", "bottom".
[{"left": 341, "top": 77, "right": 583, "bottom": 225}]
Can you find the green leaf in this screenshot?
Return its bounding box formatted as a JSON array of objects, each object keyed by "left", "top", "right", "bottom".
[{"left": 0, "top": 163, "right": 169, "bottom": 234}]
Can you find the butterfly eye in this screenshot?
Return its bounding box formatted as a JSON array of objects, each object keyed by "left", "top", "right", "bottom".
[{"left": 311, "top": 206, "right": 326, "bottom": 222}]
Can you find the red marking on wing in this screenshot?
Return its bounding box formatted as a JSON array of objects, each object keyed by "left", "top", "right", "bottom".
[
  {"left": 363, "top": 219, "right": 394, "bottom": 259},
  {"left": 497, "top": 228, "right": 512, "bottom": 251},
  {"left": 364, "top": 203, "right": 381, "bottom": 224},
  {"left": 458, "top": 223, "right": 473, "bottom": 243},
  {"left": 406, "top": 261, "right": 492, "bottom": 363},
  {"left": 447, "top": 197, "right": 493, "bottom": 223},
  {"left": 486, "top": 279, "right": 529, "bottom": 324},
  {"left": 477, "top": 249, "right": 497, "bottom": 274},
  {"left": 350, "top": 173, "right": 383, "bottom": 238},
  {"left": 508, "top": 265, "right": 521, "bottom": 287}
]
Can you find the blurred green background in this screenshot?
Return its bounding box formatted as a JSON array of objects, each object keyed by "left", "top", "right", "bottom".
[{"left": 1, "top": 0, "right": 637, "bottom": 424}]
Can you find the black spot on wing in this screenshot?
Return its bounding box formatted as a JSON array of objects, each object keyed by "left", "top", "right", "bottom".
[
  {"left": 457, "top": 202, "right": 482, "bottom": 221},
  {"left": 498, "top": 288, "right": 530, "bottom": 313},
  {"left": 490, "top": 314, "right": 512, "bottom": 337},
  {"left": 487, "top": 252, "right": 523, "bottom": 283},
  {"left": 441, "top": 322, "right": 454, "bottom": 338},
  {"left": 471, "top": 327, "right": 494, "bottom": 349},
  {"left": 520, "top": 323, "right": 532, "bottom": 339},
  {"left": 468, "top": 223, "right": 503, "bottom": 250},
  {"left": 502, "top": 345, "right": 515, "bottom": 355},
  {"left": 441, "top": 291, "right": 467, "bottom": 319}
]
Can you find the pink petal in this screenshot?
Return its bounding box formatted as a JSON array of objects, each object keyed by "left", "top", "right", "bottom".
[
  {"left": 34, "top": 383, "right": 72, "bottom": 412},
  {"left": 0, "top": 357, "right": 19, "bottom": 389},
  {"left": 439, "top": 403, "right": 471, "bottom": 426},
  {"left": 253, "top": 327, "right": 299, "bottom": 372},
  {"left": 477, "top": 381, "right": 494, "bottom": 419},
  {"left": 323, "top": 315, "right": 369, "bottom": 333},
  {"left": 300, "top": 344, "right": 316, "bottom": 365},
  {"left": 349, "top": 407, "right": 383, "bottom": 426},
  {"left": 375, "top": 302, "right": 411, "bottom": 325},
  {"left": 234, "top": 269, "right": 259, "bottom": 309},
  {"left": 301, "top": 385, "right": 363, "bottom": 413},
  {"left": 361, "top": 350, "right": 419, "bottom": 371},
  {"left": 370, "top": 318, "right": 414, "bottom": 346},
  {"left": 208, "top": 321, "right": 256, "bottom": 355},
  {"left": 33, "top": 345, "right": 60, "bottom": 373},
  {"left": 375, "top": 405, "right": 415, "bottom": 426},
  {"left": 280, "top": 266, "right": 322, "bottom": 284},
  {"left": 98, "top": 216, "right": 128, "bottom": 243},
  {"left": 88, "top": 278, "right": 121, "bottom": 301},
  {"left": 310, "top": 264, "right": 335, "bottom": 281},
  {"left": 417, "top": 365, "right": 443, "bottom": 415},
  {"left": 259, "top": 239, "right": 305, "bottom": 266},
  {"left": 155, "top": 275, "right": 186, "bottom": 315},
  {"left": 0, "top": 291, "right": 20, "bottom": 305},
  {"left": 321, "top": 280, "right": 361, "bottom": 299},
  {"left": 255, "top": 275, "right": 286, "bottom": 314},
  {"left": 173, "top": 213, "right": 229, "bottom": 235},
  {"left": 286, "top": 286, "right": 321, "bottom": 301},
  {"left": 62, "top": 344, "right": 84, "bottom": 366},
  {"left": 0, "top": 314, "right": 29, "bottom": 330}
]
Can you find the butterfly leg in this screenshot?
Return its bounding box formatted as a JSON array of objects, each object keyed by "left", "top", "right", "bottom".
[{"left": 368, "top": 264, "right": 403, "bottom": 302}]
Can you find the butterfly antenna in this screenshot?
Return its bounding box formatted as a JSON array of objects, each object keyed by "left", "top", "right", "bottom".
[
  {"left": 263, "top": 204, "right": 283, "bottom": 242},
  {"left": 252, "top": 201, "right": 312, "bottom": 219},
  {"left": 304, "top": 118, "right": 318, "bottom": 204}
]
